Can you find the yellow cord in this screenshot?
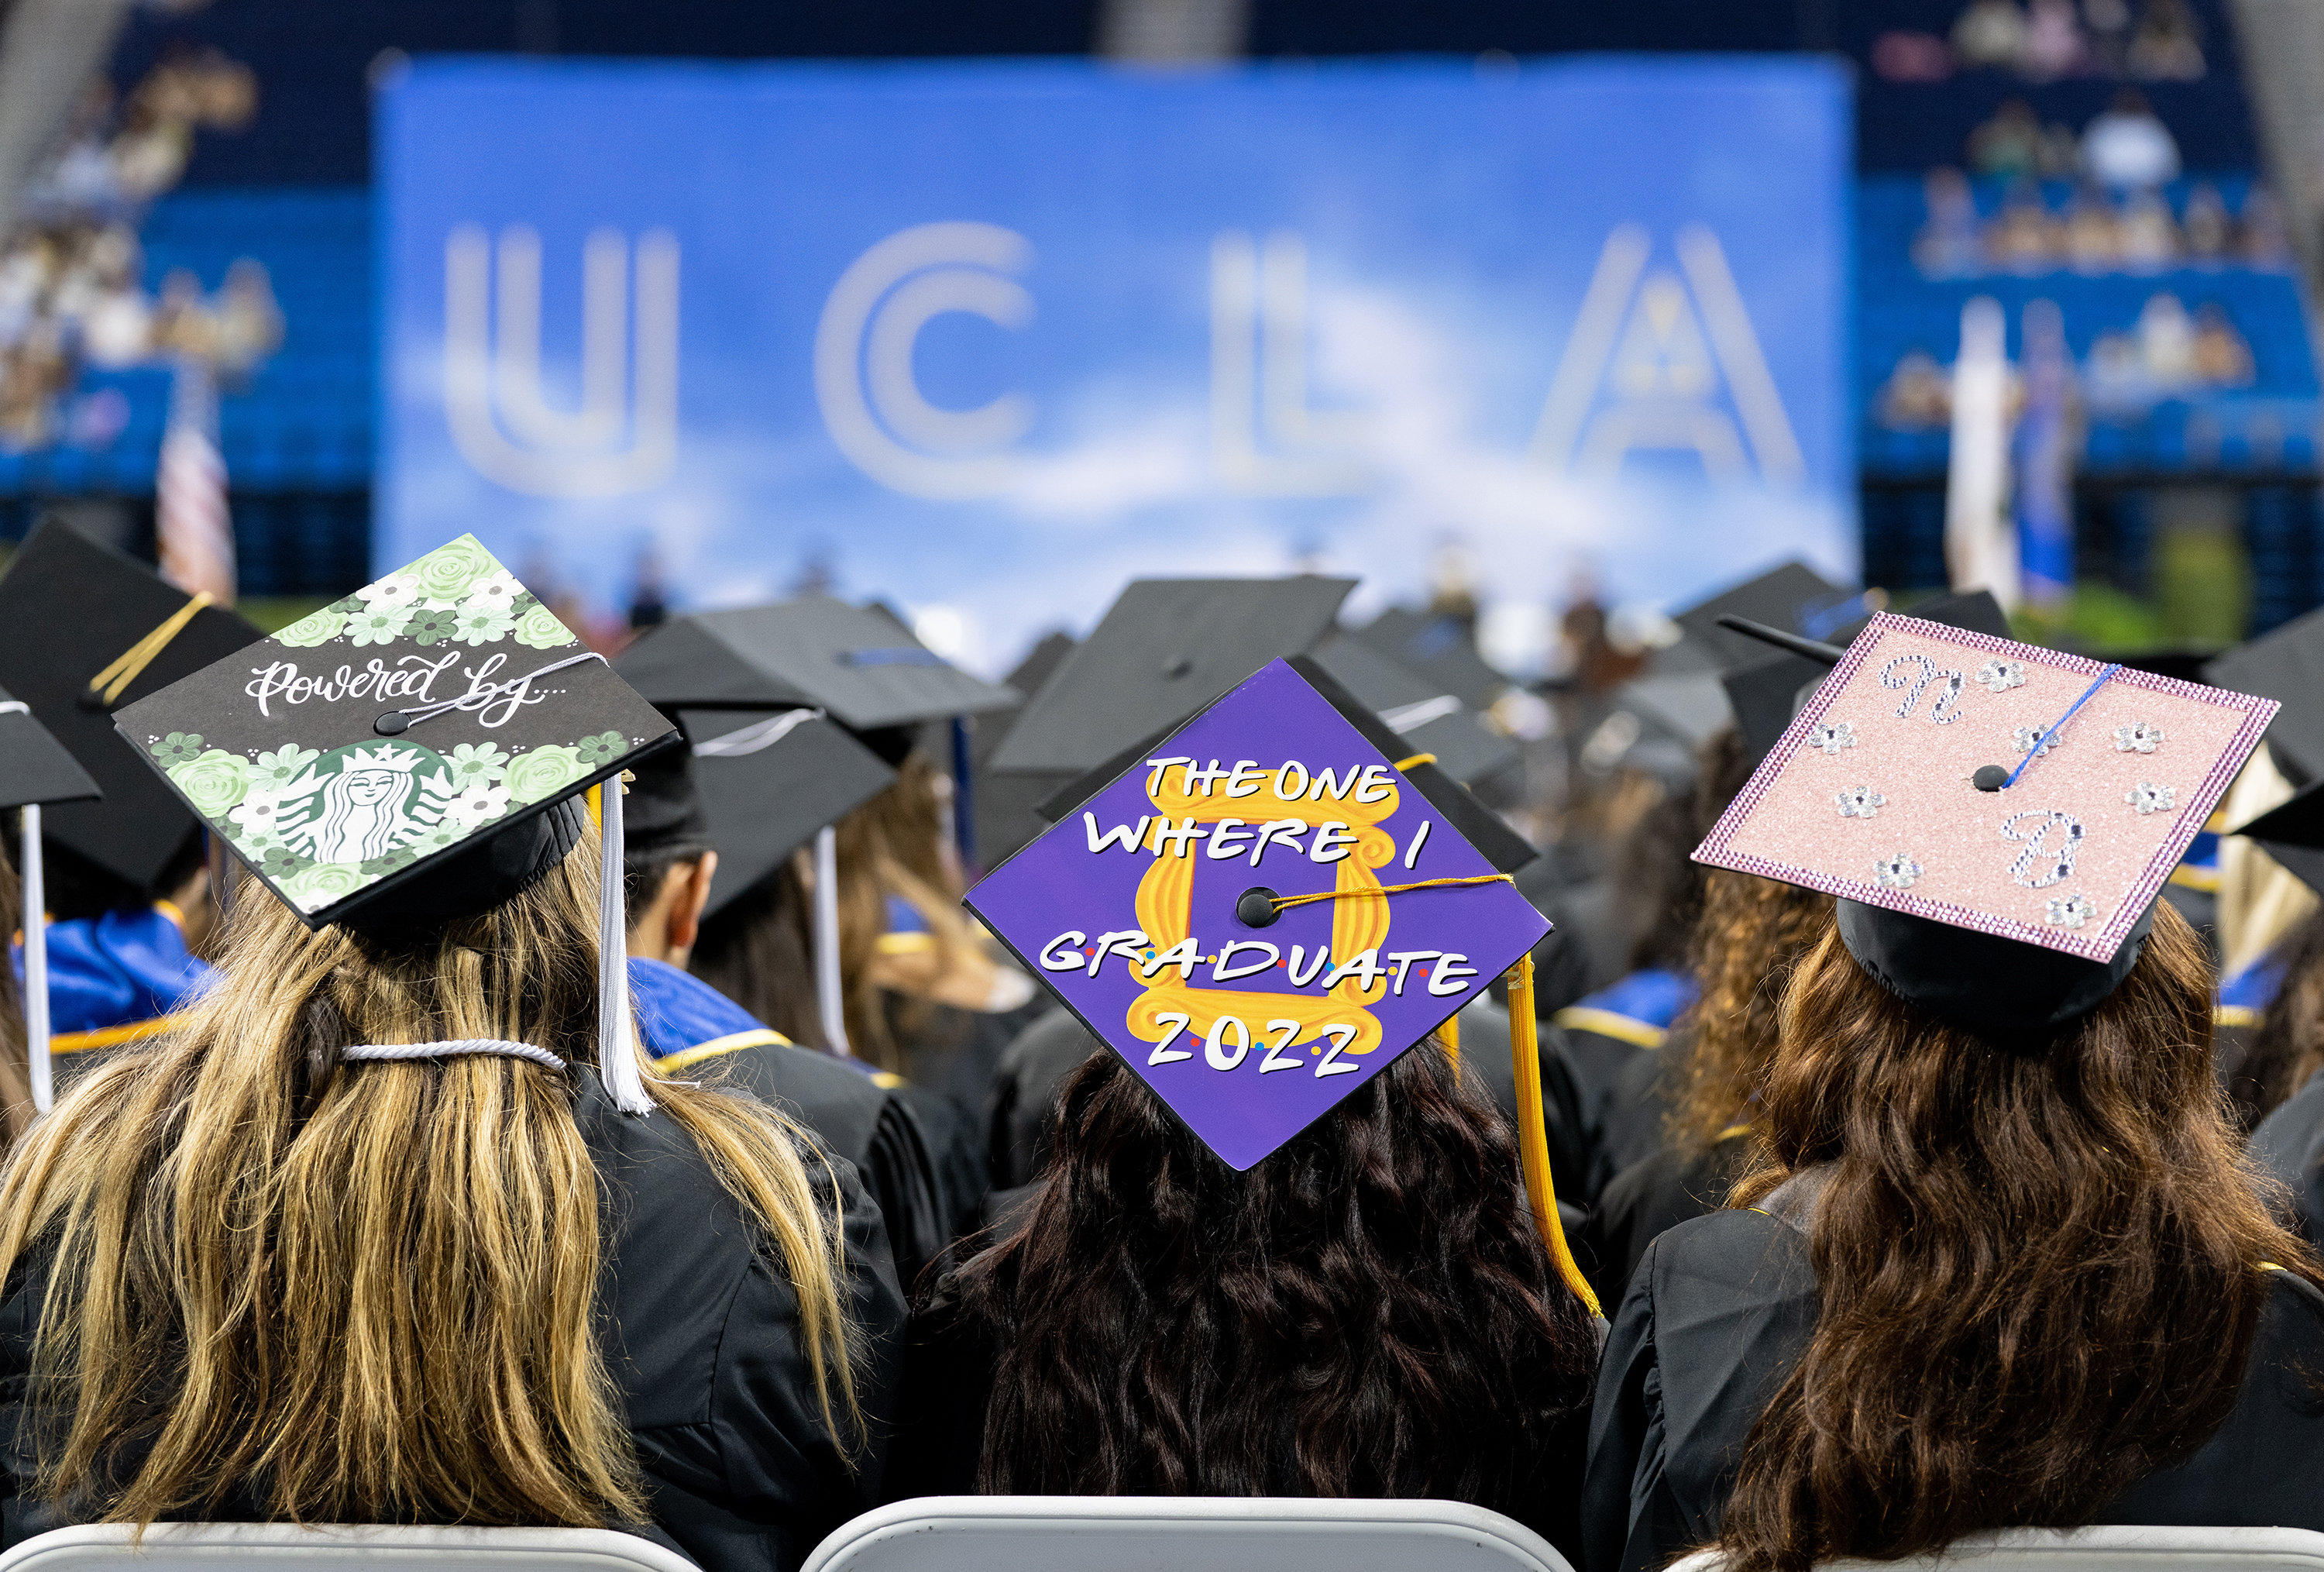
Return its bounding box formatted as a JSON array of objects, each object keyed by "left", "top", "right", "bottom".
[
  {"left": 1439, "top": 1006, "right": 1459, "bottom": 1069},
  {"left": 1270, "top": 872, "right": 1513, "bottom": 913},
  {"left": 88, "top": 590, "right": 215, "bottom": 704},
  {"left": 1393, "top": 752, "right": 1438, "bottom": 771},
  {"left": 1510, "top": 954, "right": 1601, "bottom": 1318}
]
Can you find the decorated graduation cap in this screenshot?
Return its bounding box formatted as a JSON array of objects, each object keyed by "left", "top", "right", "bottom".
[
  {"left": 0, "top": 685, "right": 103, "bottom": 1112},
  {"left": 112, "top": 534, "right": 679, "bottom": 1113},
  {"left": 966, "top": 655, "right": 1600, "bottom": 1315},
  {"left": 0, "top": 521, "right": 263, "bottom": 901},
  {"left": 1697, "top": 611, "right": 2274, "bottom": 1036}
]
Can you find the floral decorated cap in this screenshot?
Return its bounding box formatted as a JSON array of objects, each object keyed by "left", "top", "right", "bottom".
[
  {"left": 1696, "top": 612, "right": 2275, "bottom": 1025},
  {"left": 114, "top": 535, "right": 678, "bottom": 930},
  {"left": 0, "top": 520, "right": 261, "bottom": 896}
]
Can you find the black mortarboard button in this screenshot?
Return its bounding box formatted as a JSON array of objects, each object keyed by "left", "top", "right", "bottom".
[
  {"left": 112, "top": 533, "right": 678, "bottom": 931},
  {"left": 988, "top": 577, "right": 1355, "bottom": 777},
  {"left": 1234, "top": 887, "right": 1282, "bottom": 928},
  {"left": 678, "top": 706, "right": 896, "bottom": 917},
  {"left": 617, "top": 594, "right": 1016, "bottom": 731},
  {"left": 0, "top": 521, "right": 263, "bottom": 898},
  {"left": 1973, "top": 765, "right": 2011, "bottom": 793}
]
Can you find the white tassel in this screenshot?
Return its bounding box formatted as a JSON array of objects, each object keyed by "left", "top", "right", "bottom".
[
  {"left": 22, "top": 805, "right": 48, "bottom": 1115},
  {"left": 813, "top": 824, "right": 851, "bottom": 1056},
  {"left": 596, "top": 780, "right": 652, "bottom": 1115}
]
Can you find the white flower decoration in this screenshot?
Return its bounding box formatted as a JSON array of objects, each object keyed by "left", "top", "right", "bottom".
[
  {"left": 1837, "top": 784, "right": 1886, "bottom": 819},
  {"left": 2126, "top": 781, "right": 2175, "bottom": 816},
  {"left": 2013, "top": 724, "right": 2058, "bottom": 758},
  {"left": 2113, "top": 721, "right": 2165, "bottom": 754},
  {"left": 1977, "top": 659, "right": 2027, "bottom": 694},
  {"left": 2045, "top": 893, "right": 2095, "bottom": 928},
  {"left": 356, "top": 573, "right": 422, "bottom": 611},
  {"left": 462, "top": 569, "right": 523, "bottom": 614},
  {"left": 1807, "top": 721, "right": 1858, "bottom": 755},
  {"left": 227, "top": 789, "right": 285, "bottom": 836},
  {"left": 444, "top": 782, "right": 511, "bottom": 830},
  {"left": 1873, "top": 853, "right": 1923, "bottom": 889}
]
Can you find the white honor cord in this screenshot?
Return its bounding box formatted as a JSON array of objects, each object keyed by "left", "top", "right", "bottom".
[
  {"left": 596, "top": 779, "right": 653, "bottom": 1114},
  {"left": 343, "top": 1038, "right": 567, "bottom": 1070},
  {"left": 813, "top": 823, "right": 851, "bottom": 1056},
  {"left": 693, "top": 708, "right": 825, "bottom": 758},
  {"left": 22, "top": 804, "right": 48, "bottom": 1115}
]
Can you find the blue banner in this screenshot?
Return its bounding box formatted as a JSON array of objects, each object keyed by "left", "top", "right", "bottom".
[{"left": 379, "top": 57, "right": 1852, "bottom": 671}]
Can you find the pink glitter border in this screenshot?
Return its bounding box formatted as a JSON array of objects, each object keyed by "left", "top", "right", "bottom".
[{"left": 1694, "top": 611, "right": 2279, "bottom": 962}]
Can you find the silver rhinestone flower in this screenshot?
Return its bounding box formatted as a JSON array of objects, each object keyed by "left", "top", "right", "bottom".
[
  {"left": 2012, "top": 724, "right": 2058, "bottom": 757},
  {"left": 2044, "top": 893, "right": 2095, "bottom": 928},
  {"left": 1977, "top": 659, "right": 2027, "bottom": 694},
  {"left": 2126, "top": 781, "right": 2174, "bottom": 815},
  {"left": 1873, "top": 853, "right": 1923, "bottom": 889},
  {"left": 1807, "top": 721, "right": 1858, "bottom": 755},
  {"left": 2113, "top": 721, "right": 2165, "bottom": 754},
  {"left": 1836, "top": 784, "right": 1886, "bottom": 819}
]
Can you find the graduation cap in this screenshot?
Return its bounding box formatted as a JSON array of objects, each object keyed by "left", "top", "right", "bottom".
[
  {"left": 616, "top": 595, "right": 1017, "bottom": 733},
  {"left": 666, "top": 707, "right": 896, "bottom": 919},
  {"left": 1307, "top": 631, "right": 1520, "bottom": 789},
  {"left": 1722, "top": 590, "right": 2014, "bottom": 765},
  {"left": 0, "top": 521, "right": 263, "bottom": 900},
  {"left": 2226, "top": 779, "right": 2324, "bottom": 897},
  {"left": 114, "top": 535, "right": 681, "bottom": 1114},
  {"left": 967, "top": 655, "right": 1593, "bottom": 1309},
  {"left": 2208, "top": 606, "right": 2324, "bottom": 785},
  {"left": 1669, "top": 561, "right": 1875, "bottom": 671},
  {"left": 987, "top": 577, "right": 1355, "bottom": 777},
  {"left": 1696, "top": 611, "right": 2274, "bottom": 1036},
  {"left": 0, "top": 685, "right": 103, "bottom": 1113},
  {"left": 1346, "top": 606, "right": 1511, "bottom": 710}
]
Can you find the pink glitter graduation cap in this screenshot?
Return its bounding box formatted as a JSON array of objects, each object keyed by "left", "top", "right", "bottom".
[{"left": 1695, "top": 611, "right": 2276, "bottom": 963}]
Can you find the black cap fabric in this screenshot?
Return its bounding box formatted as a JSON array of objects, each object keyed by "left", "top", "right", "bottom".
[
  {"left": 617, "top": 596, "right": 1016, "bottom": 729},
  {"left": 0, "top": 682, "right": 101, "bottom": 810},
  {"left": 1838, "top": 896, "right": 2157, "bottom": 1038},
  {"left": 1673, "top": 561, "right": 1868, "bottom": 669},
  {"left": 1347, "top": 606, "right": 1511, "bottom": 710},
  {"left": 1305, "top": 631, "right": 1520, "bottom": 789},
  {"left": 679, "top": 706, "right": 897, "bottom": 917},
  {"left": 2208, "top": 607, "right": 2324, "bottom": 785},
  {"left": 0, "top": 521, "right": 262, "bottom": 892},
  {"left": 988, "top": 577, "right": 1355, "bottom": 775},
  {"left": 112, "top": 534, "right": 678, "bottom": 930},
  {"left": 2229, "top": 776, "right": 2324, "bottom": 896},
  {"left": 621, "top": 734, "right": 713, "bottom": 865}
]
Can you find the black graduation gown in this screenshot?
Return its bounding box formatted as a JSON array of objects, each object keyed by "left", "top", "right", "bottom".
[
  {"left": 2250, "top": 1067, "right": 2324, "bottom": 1244},
  {"left": 1584, "top": 1203, "right": 2324, "bottom": 1572},
  {"left": 1577, "top": 1130, "right": 1755, "bottom": 1312},
  {"left": 0, "top": 1078, "right": 908, "bottom": 1572},
  {"left": 883, "top": 1268, "right": 1593, "bottom": 1564}
]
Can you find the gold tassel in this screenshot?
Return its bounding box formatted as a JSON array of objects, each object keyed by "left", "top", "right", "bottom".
[{"left": 1508, "top": 954, "right": 1602, "bottom": 1318}]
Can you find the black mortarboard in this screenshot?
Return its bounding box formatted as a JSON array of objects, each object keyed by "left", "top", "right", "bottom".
[
  {"left": 0, "top": 521, "right": 261, "bottom": 896},
  {"left": 971, "top": 632, "right": 1081, "bottom": 867},
  {"left": 680, "top": 706, "right": 896, "bottom": 917},
  {"left": 988, "top": 577, "right": 1355, "bottom": 776},
  {"left": 1671, "top": 561, "right": 1868, "bottom": 670},
  {"left": 2208, "top": 607, "right": 2324, "bottom": 785},
  {"left": 113, "top": 533, "right": 677, "bottom": 931},
  {"left": 616, "top": 595, "right": 1016, "bottom": 730},
  {"left": 1347, "top": 605, "right": 1511, "bottom": 710},
  {"left": 2228, "top": 777, "right": 2324, "bottom": 896},
  {"left": 0, "top": 683, "right": 101, "bottom": 811},
  {"left": 1305, "top": 631, "right": 1519, "bottom": 790}
]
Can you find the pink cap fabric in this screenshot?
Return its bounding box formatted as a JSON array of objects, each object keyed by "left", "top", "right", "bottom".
[{"left": 1695, "top": 611, "right": 2277, "bottom": 962}]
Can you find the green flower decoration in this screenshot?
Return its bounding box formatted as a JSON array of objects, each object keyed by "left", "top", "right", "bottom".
[
  {"left": 574, "top": 730, "right": 627, "bottom": 770},
  {"left": 280, "top": 862, "right": 368, "bottom": 912},
  {"left": 325, "top": 593, "right": 365, "bottom": 615},
  {"left": 167, "top": 749, "right": 253, "bottom": 817},
  {"left": 359, "top": 848, "right": 419, "bottom": 877},
  {"left": 452, "top": 606, "right": 516, "bottom": 646},
  {"left": 448, "top": 742, "right": 511, "bottom": 785},
  {"left": 253, "top": 745, "right": 319, "bottom": 789},
  {"left": 511, "top": 602, "right": 577, "bottom": 652},
  {"left": 504, "top": 744, "right": 586, "bottom": 806},
  {"left": 255, "top": 845, "right": 313, "bottom": 880},
  {"left": 414, "top": 824, "right": 467, "bottom": 854},
  {"left": 150, "top": 732, "right": 205, "bottom": 766},
  {"left": 406, "top": 607, "right": 462, "bottom": 647},
  {"left": 346, "top": 605, "right": 415, "bottom": 648},
  {"left": 410, "top": 535, "right": 499, "bottom": 605},
  {"left": 274, "top": 607, "right": 347, "bottom": 649}
]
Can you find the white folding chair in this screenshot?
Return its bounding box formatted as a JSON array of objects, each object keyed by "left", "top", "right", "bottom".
[
  {"left": 800, "top": 1496, "right": 1575, "bottom": 1572},
  {"left": 0, "top": 1522, "right": 701, "bottom": 1572},
  {"left": 1666, "top": 1525, "right": 2324, "bottom": 1572}
]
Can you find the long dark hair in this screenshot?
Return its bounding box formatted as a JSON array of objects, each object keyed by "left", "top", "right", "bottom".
[
  {"left": 950, "top": 1040, "right": 1599, "bottom": 1499},
  {"left": 2244, "top": 906, "right": 2324, "bottom": 1115},
  {"left": 1664, "top": 869, "right": 1831, "bottom": 1154},
  {"left": 1718, "top": 902, "right": 2322, "bottom": 1572}
]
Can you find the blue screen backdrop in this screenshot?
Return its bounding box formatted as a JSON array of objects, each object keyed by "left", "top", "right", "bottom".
[{"left": 380, "top": 56, "right": 1852, "bottom": 670}]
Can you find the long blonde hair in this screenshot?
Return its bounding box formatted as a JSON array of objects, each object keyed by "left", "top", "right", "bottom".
[{"left": 0, "top": 824, "right": 861, "bottom": 1529}]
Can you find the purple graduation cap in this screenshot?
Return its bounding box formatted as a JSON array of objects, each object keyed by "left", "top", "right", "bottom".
[{"left": 965, "top": 657, "right": 1548, "bottom": 1172}]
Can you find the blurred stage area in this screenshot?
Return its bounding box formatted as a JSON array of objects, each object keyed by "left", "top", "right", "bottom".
[{"left": 0, "top": 0, "right": 2316, "bottom": 672}]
